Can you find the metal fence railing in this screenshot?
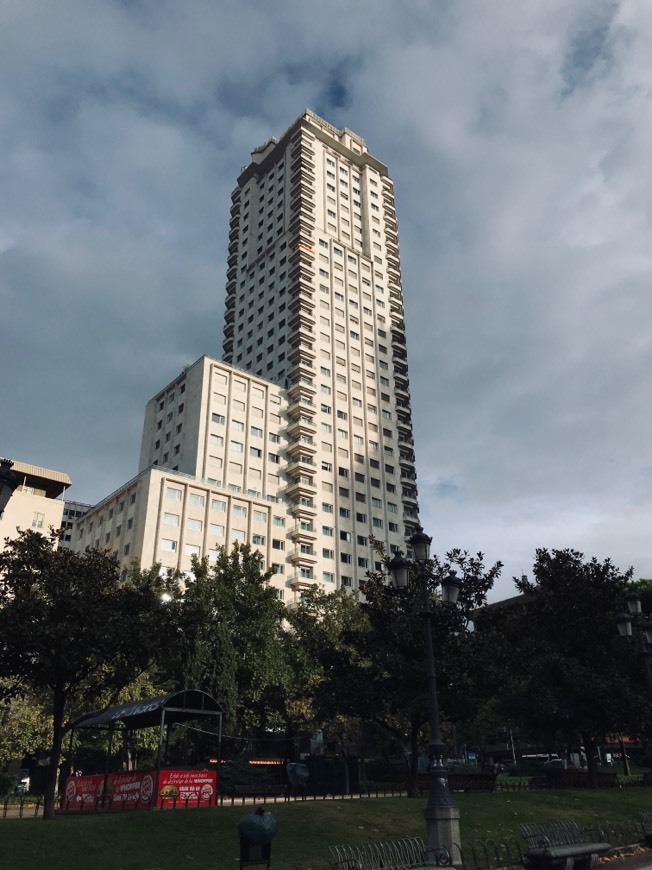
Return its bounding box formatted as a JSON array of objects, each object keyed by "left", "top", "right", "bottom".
[{"left": 0, "top": 796, "right": 42, "bottom": 819}]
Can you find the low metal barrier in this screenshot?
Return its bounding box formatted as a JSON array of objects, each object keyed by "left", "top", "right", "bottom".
[
  {"left": 465, "top": 835, "right": 523, "bottom": 869},
  {"left": 1, "top": 796, "right": 42, "bottom": 819},
  {"left": 329, "top": 836, "right": 434, "bottom": 868},
  {"left": 592, "top": 818, "right": 646, "bottom": 848}
]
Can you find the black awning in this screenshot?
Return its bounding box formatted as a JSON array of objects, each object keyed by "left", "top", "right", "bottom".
[{"left": 70, "top": 689, "right": 223, "bottom": 731}]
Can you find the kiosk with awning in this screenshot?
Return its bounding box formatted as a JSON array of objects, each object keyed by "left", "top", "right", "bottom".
[{"left": 62, "top": 689, "right": 224, "bottom": 812}]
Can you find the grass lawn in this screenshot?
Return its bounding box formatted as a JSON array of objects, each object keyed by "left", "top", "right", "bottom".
[{"left": 1, "top": 790, "right": 651, "bottom": 870}]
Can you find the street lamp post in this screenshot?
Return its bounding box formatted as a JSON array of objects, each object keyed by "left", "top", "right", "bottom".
[
  {"left": 0, "top": 458, "right": 19, "bottom": 517},
  {"left": 616, "top": 591, "right": 652, "bottom": 698},
  {"left": 388, "top": 527, "right": 462, "bottom": 865},
  {"left": 615, "top": 591, "right": 652, "bottom": 776}
]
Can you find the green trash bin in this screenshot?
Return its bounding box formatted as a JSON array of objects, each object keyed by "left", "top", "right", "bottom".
[{"left": 238, "top": 806, "right": 278, "bottom": 869}]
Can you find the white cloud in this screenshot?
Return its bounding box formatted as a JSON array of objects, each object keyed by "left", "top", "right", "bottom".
[{"left": 2, "top": 0, "right": 652, "bottom": 599}]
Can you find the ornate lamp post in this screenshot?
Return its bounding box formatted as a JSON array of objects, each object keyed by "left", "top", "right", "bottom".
[
  {"left": 388, "top": 527, "right": 461, "bottom": 864},
  {"left": 616, "top": 591, "right": 652, "bottom": 698},
  {"left": 0, "top": 458, "right": 19, "bottom": 517}
]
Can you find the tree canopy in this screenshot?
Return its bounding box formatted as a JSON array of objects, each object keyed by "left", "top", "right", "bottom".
[
  {"left": 473, "top": 548, "right": 649, "bottom": 784},
  {"left": 162, "top": 543, "right": 289, "bottom": 748},
  {"left": 288, "top": 546, "right": 502, "bottom": 794},
  {"left": 0, "top": 531, "right": 173, "bottom": 818}
]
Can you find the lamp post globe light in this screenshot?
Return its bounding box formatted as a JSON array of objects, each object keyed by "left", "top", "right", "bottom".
[
  {"left": 0, "top": 458, "right": 19, "bottom": 517},
  {"left": 388, "top": 527, "right": 462, "bottom": 865},
  {"left": 616, "top": 590, "right": 652, "bottom": 698}
]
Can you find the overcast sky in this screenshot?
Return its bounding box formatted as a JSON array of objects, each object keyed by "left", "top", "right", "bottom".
[{"left": 2, "top": 0, "right": 651, "bottom": 601}]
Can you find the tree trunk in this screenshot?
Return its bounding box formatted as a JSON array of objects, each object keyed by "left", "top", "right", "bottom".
[
  {"left": 581, "top": 732, "right": 598, "bottom": 789},
  {"left": 619, "top": 736, "right": 631, "bottom": 777},
  {"left": 43, "top": 687, "right": 67, "bottom": 820},
  {"left": 405, "top": 717, "right": 420, "bottom": 798}
]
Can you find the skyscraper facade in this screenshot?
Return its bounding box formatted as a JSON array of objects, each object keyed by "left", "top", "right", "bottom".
[
  {"left": 221, "top": 110, "right": 419, "bottom": 592},
  {"left": 72, "top": 110, "right": 419, "bottom": 602}
]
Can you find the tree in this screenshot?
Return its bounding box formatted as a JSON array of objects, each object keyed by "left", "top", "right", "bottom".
[
  {"left": 474, "top": 548, "right": 648, "bottom": 786},
  {"left": 358, "top": 548, "right": 500, "bottom": 793},
  {"left": 285, "top": 585, "right": 371, "bottom": 759},
  {"left": 0, "top": 684, "right": 52, "bottom": 774},
  {"left": 163, "top": 543, "right": 289, "bottom": 749},
  {"left": 0, "top": 531, "right": 173, "bottom": 819},
  {"left": 287, "top": 548, "right": 501, "bottom": 795}
]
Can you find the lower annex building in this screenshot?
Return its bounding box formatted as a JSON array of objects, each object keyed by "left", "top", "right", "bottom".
[{"left": 72, "top": 353, "right": 417, "bottom": 604}]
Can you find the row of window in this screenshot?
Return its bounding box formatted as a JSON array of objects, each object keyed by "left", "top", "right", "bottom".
[
  {"left": 164, "top": 487, "right": 287, "bottom": 526},
  {"left": 156, "top": 382, "right": 186, "bottom": 413},
  {"left": 211, "top": 413, "right": 282, "bottom": 436},
  {"left": 77, "top": 491, "right": 137, "bottom": 537}
]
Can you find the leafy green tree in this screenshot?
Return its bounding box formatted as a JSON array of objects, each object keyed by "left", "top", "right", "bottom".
[
  {"left": 163, "top": 543, "right": 289, "bottom": 749},
  {"left": 285, "top": 585, "right": 370, "bottom": 758},
  {"left": 0, "top": 684, "right": 52, "bottom": 773},
  {"left": 288, "top": 548, "right": 501, "bottom": 795},
  {"left": 0, "top": 531, "right": 173, "bottom": 819},
  {"left": 474, "top": 548, "right": 648, "bottom": 786},
  {"left": 357, "top": 548, "right": 500, "bottom": 793}
]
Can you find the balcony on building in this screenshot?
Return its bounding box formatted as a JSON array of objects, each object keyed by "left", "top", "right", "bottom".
[
  {"left": 288, "top": 288, "right": 315, "bottom": 316},
  {"left": 288, "top": 342, "right": 317, "bottom": 366},
  {"left": 290, "top": 172, "right": 316, "bottom": 200},
  {"left": 285, "top": 456, "right": 315, "bottom": 483},
  {"left": 393, "top": 357, "right": 409, "bottom": 376},
  {"left": 286, "top": 436, "right": 317, "bottom": 458},
  {"left": 289, "top": 547, "right": 318, "bottom": 565},
  {"left": 287, "top": 396, "right": 316, "bottom": 420},
  {"left": 285, "top": 476, "right": 318, "bottom": 500},
  {"left": 400, "top": 467, "right": 417, "bottom": 483},
  {"left": 288, "top": 576, "right": 315, "bottom": 598},
  {"left": 288, "top": 523, "right": 317, "bottom": 543},
  {"left": 402, "top": 488, "right": 419, "bottom": 507},
  {"left": 289, "top": 499, "right": 318, "bottom": 520},
  {"left": 290, "top": 140, "right": 316, "bottom": 164},
  {"left": 288, "top": 214, "right": 315, "bottom": 239},
  {"left": 395, "top": 382, "right": 410, "bottom": 402},
  {"left": 286, "top": 416, "right": 317, "bottom": 440},
  {"left": 396, "top": 401, "right": 412, "bottom": 421},
  {"left": 288, "top": 307, "right": 316, "bottom": 332},
  {"left": 287, "top": 376, "right": 317, "bottom": 400},
  {"left": 289, "top": 245, "right": 316, "bottom": 272}
]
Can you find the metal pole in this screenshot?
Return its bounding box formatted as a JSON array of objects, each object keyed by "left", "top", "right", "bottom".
[
  {"left": 155, "top": 709, "right": 165, "bottom": 809},
  {"left": 509, "top": 728, "right": 517, "bottom": 766},
  {"left": 421, "top": 563, "right": 453, "bottom": 808},
  {"left": 101, "top": 724, "right": 115, "bottom": 810},
  {"left": 635, "top": 631, "right": 652, "bottom": 698},
  {"left": 420, "top": 562, "right": 460, "bottom": 866}
]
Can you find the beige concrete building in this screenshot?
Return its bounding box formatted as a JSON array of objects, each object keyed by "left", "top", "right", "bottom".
[
  {"left": 74, "top": 358, "right": 294, "bottom": 598},
  {"left": 0, "top": 460, "right": 70, "bottom": 548},
  {"left": 71, "top": 111, "right": 420, "bottom": 604},
  {"left": 221, "top": 110, "right": 419, "bottom": 589}
]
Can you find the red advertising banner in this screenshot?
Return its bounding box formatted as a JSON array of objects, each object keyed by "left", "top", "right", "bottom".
[
  {"left": 157, "top": 769, "right": 217, "bottom": 806},
  {"left": 110, "top": 770, "right": 153, "bottom": 807},
  {"left": 63, "top": 774, "right": 104, "bottom": 810},
  {"left": 62, "top": 768, "right": 216, "bottom": 811}
]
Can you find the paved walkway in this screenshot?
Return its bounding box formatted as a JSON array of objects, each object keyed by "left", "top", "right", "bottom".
[{"left": 607, "top": 850, "right": 652, "bottom": 870}]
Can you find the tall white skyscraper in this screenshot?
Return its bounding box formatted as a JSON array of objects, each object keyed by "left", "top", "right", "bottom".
[
  {"left": 72, "top": 111, "right": 419, "bottom": 603},
  {"left": 221, "top": 110, "right": 419, "bottom": 592}
]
